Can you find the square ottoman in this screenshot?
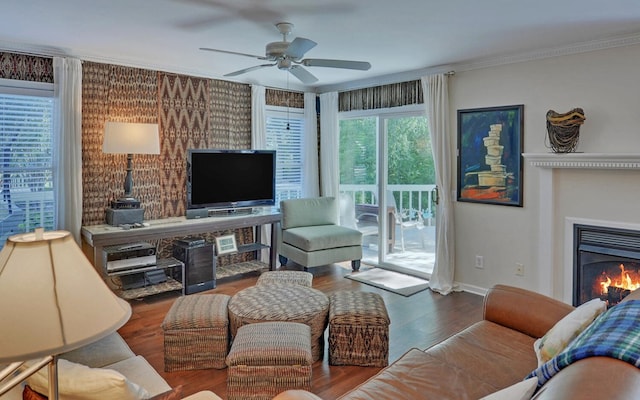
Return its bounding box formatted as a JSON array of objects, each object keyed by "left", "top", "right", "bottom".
[
  {"left": 226, "top": 322, "right": 313, "bottom": 400},
  {"left": 328, "top": 291, "right": 390, "bottom": 367},
  {"left": 161, "top": 293, "right": 231, "bottom": 371}
]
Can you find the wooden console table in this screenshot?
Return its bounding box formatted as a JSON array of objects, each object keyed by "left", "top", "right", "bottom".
[{"left": 81, "top": 208, "right": 281, "bottom": 275}]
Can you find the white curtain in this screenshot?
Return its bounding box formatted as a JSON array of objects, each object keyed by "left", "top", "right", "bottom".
[
  {"left": 302, "top": 92, "right": 319, "bottom": 197},
  {"left": 250, "top": 85, "right": 270, "bottom": 262},
  {"left": 319, "top": 91, "right": 339, "bottom": 198},
  {"left": 421, "top": 74, "right": 456, "bottom": 295},
  {"left": 53, "top": 57, "right": 83, "bottom": 243}
]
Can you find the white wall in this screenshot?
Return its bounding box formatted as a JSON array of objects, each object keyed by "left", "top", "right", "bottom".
[{"left": 450, "top": 43, "right": 640, "bottom": 298}]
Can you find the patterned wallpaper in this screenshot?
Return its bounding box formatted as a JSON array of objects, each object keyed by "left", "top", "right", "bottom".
[{"left": 82, "top": 62, "right": 162, "bottom": 225}]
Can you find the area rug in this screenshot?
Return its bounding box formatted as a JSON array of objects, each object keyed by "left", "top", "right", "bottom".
[{"left": 345, "top": 268, "right": 430, "bottom": 296}]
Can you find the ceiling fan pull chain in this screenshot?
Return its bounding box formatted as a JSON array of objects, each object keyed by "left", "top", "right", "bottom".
[{"left": 286, "top": 73, "right": 290, "bottom": 130}]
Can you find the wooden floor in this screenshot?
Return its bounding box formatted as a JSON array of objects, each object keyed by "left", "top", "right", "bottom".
[{"left": 119, "top": 264, "right": 483, "bottom": 400}]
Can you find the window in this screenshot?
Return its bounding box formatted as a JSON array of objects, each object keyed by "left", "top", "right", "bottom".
[
  {"left": 265, "top": 106, "right": 304, "bottom": 204},
  {"left": 0, "top": 84, "right": 55, "bottom": 248}
]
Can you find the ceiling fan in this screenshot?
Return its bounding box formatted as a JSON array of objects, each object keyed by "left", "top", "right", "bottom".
[{"left": 200, "top": 22, "right": 371, "bottom": 84}]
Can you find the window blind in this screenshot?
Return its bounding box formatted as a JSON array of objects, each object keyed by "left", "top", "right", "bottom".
[
  {"left": 0, "top": 93, "right": 55, "bottom": 247},
  {"left": 266, "top": 108, "right": 304, "bottom": 204}
]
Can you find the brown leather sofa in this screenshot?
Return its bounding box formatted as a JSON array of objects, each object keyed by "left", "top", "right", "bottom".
[{"left": 274, "top": 284, "right": 640, "bottom": 400}]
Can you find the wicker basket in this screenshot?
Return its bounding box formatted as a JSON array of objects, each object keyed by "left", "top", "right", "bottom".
[{"left": 546, "top": 108, "right": 585, "bottom": 153}]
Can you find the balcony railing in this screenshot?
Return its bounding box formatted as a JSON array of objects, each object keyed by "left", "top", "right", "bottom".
[
  {"left": 0, "top": 189, "right": 55, "bottom": 247},
  {"left": 340, "top": 184, "right": 436, "bottom": 222}
]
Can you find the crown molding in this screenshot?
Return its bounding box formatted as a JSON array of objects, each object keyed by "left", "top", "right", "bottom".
[
  {"left": 315, "top": 31, "right": 640, "bottom": 93},
  {"left": 523, "top": 153, "right": 640, "bottom": 169},
  {"left": 0, "top": 40, "right": 68, "bottom": 58},
  {"left": 452, "top": 32, "right": 640, "bottom": 73}
]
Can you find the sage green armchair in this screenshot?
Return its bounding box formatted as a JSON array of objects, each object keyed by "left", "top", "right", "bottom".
[{"left": 278, "top": 197, "right": 363, "bottom": 271}]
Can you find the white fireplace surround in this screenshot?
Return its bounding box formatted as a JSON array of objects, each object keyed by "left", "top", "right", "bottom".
[{"left": 523, "top": 153, "right": 640, "bottom": 303}]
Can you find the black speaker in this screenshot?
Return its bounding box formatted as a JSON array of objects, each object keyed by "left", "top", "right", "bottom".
[
  {"left": 106, "top": 208, "right": 144, "bottom": 226},
  {"left": 173, "top": 237, "right": 215, "bottom": 295}
]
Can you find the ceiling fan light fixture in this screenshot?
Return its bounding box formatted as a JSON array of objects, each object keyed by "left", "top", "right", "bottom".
[{"left": 277, "top": 59, "right": 292, "bottom": 70}]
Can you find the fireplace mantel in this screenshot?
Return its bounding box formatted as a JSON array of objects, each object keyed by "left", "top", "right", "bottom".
[
  {"left": 523, "top": 153, "right": 640, "bottom": 169},
  {"left": 525, "top": 152, "right": 640, "bottom": 301}
]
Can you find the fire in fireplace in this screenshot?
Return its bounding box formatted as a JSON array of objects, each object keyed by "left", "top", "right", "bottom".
[{"left": 574, "top": 224, "right": 640, "bottom": 306}]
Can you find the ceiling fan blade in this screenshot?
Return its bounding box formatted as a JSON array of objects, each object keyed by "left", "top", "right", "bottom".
[
  {"left": 301, "top": 58, "right": 371, "bottom": 70},
  {"left": 285, "top": 37, "right": 317, "bottom": 59},
  {"left": 200, "top": 47, "right": 268, "bottom": 60},
  {"left": 224, "top": 63, "right": 276, "bottom": 77},
  {"left": 289, "top": 65, "right": 318, "bottom": 84}
]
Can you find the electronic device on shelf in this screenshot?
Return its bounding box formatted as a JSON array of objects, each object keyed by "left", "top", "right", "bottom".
[
  {"left": 103, "top": 242, "right": 157, "bottom": 273},
  {"left": 173, "top": 237, "right": 216, "bottom": 295},
  {"left": 119, "top": 269, "right": 167, "bottom": 290},
  {"left": 186, "top": 149, "right": 275, "bottom": 219}
]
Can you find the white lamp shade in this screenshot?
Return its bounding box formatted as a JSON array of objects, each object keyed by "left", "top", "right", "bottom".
[
  {"left": 103, "top": 122, "right": 160, "bottom": 155},
  {"left": 0, "top": 230, "right": 132, "bottom": 363}
]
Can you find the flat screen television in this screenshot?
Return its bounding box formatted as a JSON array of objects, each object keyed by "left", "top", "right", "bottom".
[{"left": 186, "top": 149, "right": 276, "bottom": 213}]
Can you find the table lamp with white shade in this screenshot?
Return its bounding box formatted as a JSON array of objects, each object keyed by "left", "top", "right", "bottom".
[
  {"left": 0, "top": 228, "right": 132, "bottom": 399},
  {"left": 102, "top": 121, "right": 160, "bottom": 225}
]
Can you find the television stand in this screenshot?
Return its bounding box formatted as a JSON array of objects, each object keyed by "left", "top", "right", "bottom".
[{"left": 81, "top": 208, "right": 281, "bottom": 278}]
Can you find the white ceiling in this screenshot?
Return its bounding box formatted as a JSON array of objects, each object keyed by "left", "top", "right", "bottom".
[{"left": 2, "top": 0, "right": 640, "bottom": 92}]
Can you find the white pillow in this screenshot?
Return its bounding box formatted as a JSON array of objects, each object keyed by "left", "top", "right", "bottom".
[
  {"left": 26, "top": 358, "right": 149, "bottom": 400},
  {"left": 479, "top": 378, "right": 538, "bottom": 400},
  {"left": 533, "top": 297, "right": 606, "bottom": 366}
]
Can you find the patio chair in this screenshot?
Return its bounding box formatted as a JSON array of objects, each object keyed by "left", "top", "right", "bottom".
[
  {"left": 354, "top": 192, "right": 424, "bottom": 253},
  {"left": 388, "top": 192, "right": 427, "bottom": 252}
]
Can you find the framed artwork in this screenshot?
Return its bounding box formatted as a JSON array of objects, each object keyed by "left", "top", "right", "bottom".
[
  {"left": 457, "top": 104, "right": 524, "bottom": 206},
  {"left": 215, "top": 234, "right": 238, "bottom": 255}
]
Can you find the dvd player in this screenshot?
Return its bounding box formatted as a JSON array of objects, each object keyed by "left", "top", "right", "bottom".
[{"left": 103, "top": 242, "right": 157, "bottom": 272}]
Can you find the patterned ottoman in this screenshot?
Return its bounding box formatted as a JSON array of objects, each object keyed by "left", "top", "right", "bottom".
[
  {"left": 161, "top": 294, "right": 230, "bottom": 371},
  {"left": 226, "top": 322, "right": 313, "bottom": 400},
  {"left": 328, "top": 291, "right": 390, "bottom": 367},
  {"left": 256, "top": 270, "right": 313, "bottom": 287},
  {"left": 228, "top": 284, "right": 329, "bottom": 362}
]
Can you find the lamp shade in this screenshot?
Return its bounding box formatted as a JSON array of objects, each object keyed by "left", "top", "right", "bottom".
[
  {"left": 0, "top": 229, "right": 132, "bottom": 363},
  {"left": 103, "top": 122, "right": 160, "bottom": 155}
]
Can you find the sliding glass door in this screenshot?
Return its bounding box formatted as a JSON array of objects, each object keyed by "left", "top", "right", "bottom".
[{"left": 339, "top": 105, "right": 436, "bottom": 278}]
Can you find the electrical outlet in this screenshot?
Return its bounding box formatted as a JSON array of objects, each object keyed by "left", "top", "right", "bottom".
[
  {"left": 516, "top": 263, "right": 525, "bottom": 276},
  {"left": 475, "top": 255, "right": 484, "bottom": 269}
]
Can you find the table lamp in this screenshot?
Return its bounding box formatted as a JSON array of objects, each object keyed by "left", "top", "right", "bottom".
[
  {"left": 103, "top": 121, "right": 160, "bottom": 208},
  {"left": 0, "top": 228, "right": 132, "bottom": 399}
]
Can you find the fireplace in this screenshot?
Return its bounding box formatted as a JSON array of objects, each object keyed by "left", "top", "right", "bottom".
[{"left": 574, "top": 224, "right": 640, "bottom": 306}]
